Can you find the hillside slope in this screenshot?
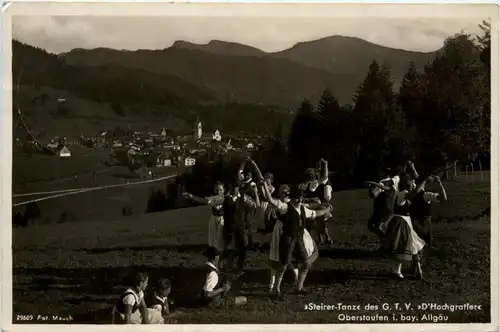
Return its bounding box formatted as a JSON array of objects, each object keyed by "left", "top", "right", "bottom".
[
  {"left": 13, "top": 85, "right": 187, "bottom": 140},
  {"left": 13, "top": 40, "right": 217, "bottom": 107}
]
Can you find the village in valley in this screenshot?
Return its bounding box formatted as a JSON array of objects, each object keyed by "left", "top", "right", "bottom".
[{"left": 19, "top": 116, "right": 264, "bottom": 177}]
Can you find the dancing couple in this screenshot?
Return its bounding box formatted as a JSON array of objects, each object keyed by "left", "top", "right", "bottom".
[{"left": 367, "top": 161, "right": 447, "bottom": 280}]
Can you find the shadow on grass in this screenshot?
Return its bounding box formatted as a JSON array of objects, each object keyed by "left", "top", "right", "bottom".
[
  {"left": 84, "top": 243, "right": 378, "bottom": 261},
  {"left": 13, "top": 262, "right": 492, "bottom": 324},
  {"left": 319, "top": 248, "right": 379, "bottom": 260},
  {"left": 13, "top": 264, "right": 399, "bottom": 324},
  {"left": 82, "top": 244, "right": 209, "bottom": 254}
]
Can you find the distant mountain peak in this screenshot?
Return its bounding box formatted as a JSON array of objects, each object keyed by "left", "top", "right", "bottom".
[
  {"left": 286, "top": 35, "right": 437, "bottom": 54},
  {"left": 170, "top": 39, "right": 265, "bottom": 56},
  {"left": 171, "top": 40, "right": 200, "bottom": 47}
]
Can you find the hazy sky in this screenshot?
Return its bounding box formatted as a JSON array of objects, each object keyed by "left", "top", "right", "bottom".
[{"left": 13, "top": 15, "right": 486, "bottom": 54}]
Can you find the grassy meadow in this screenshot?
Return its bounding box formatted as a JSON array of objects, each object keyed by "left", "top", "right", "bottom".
[
  {"left": 12, "top": 151, "right": 179, "bottom": 224},
  {"left": 11, "top": 171, "right": 491, "bottom": 324}
]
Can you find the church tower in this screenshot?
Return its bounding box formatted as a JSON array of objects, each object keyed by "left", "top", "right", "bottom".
[{"left": 194, "top": 117, "right": 202, "bottom": 140}]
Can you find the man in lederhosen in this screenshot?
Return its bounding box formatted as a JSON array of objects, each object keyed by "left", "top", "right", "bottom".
[
  {"left": 237, "top": 158, "right": 258, "bottom": 250},
  {"left": 221, "top": 182, "right": 240, "bottom": 270},
  {"left": 233, "top": 179, "right": 260, "bottom": 272},
  {"left": 299, "top": 159, "right": 333, "bottom": 245},
  {"left": 367, "top": 167, "right": 399, "bottom": 239}
]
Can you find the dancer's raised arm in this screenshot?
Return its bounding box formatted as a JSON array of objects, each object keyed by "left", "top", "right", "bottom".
[
  {"left": 249, "top": 159, "right": 264, "bottom": 182},
  {"left": 183, "top": 193, "right": 224, "bottom": 206},
  {"left": 249, "top": 183, "right": 260, "bottom": 208},
  {"left": 434, "top": 176, "right": 448, "bottom": 201},
  {"left": 318, "top": 159, "right": 329, "bottom": 184},
  {"left": 366, "top": 181, "right": 392, "bottom": 192},
  {"left": 406, "top": 161, "right": 419, "bottom": 179},
  {"left": 248, "top": 159, "right": 268, "bottom": 198},
  {"left": 238, "top": 157, "right": 250, "bottom": 182},
  {"left": 263, "top": 181, "right": 278, "bottom": 206},
  {"left": 419, "top": 175, "right": 448, "bottom": 203}
]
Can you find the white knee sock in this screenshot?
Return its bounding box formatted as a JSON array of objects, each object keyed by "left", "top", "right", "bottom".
[
  {"left": 269, "top": 269, "right": 277, "bottom": 290},
  {"left": 292, "top": 267, "right": 299, "bottom": 285},
  {"left": 393, "top": 262, "right": 403, "bottom": 276}
]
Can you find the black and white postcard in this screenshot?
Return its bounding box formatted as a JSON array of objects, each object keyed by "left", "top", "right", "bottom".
[{"left": 1, "top": 2, "right": 498, "bottom": 331}]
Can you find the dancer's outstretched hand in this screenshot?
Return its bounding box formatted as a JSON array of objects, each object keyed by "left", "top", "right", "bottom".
[{"left": 327, "top": 204, "right": 334, "bottom": 213}]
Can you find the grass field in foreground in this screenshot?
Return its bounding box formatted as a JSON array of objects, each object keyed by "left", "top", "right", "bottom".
[{"left": 12, "top": 173, "right": 491, "bottom": 324}]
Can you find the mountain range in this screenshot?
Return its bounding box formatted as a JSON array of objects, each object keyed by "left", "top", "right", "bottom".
[
  {"left": 12, "top": 36, "right": 440, "bottom": 138},
  {"left": 59, "top": 35, "right": 438, "bottom": 106}
]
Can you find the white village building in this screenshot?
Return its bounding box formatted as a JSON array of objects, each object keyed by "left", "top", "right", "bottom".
[
  {"left": 213, "top": 129, "right": 222, "bottom": 142},
  {"left": 184, "top": 157, "right": 196, "bottom": 167},
  {"left": 59, "top": 146, "right": 71, "bottom": 158}
]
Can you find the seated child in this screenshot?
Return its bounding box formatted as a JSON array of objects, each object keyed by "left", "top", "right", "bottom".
[
  {"left": 200, "top": 246, "right": 231, "bottom": 307},
  {"left": 146, "top": 278, "right": 171, "bottom": 317},
  {"left": 113, "top": 272, "right": 164, "bottom": 324}
]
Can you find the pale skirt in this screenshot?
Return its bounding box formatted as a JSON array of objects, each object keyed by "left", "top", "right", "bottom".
[
  {"left": 208, "top": 215, "right": 225, "bottom": 252},
  {"left": 255, "top": 201, "right": 270, "bottom": 229},
  {"left": 380, "top": 214, "right": 426, "bottom": 261},
  {"left": 269, "top": 221, "right": 316, "bottom": 262}
]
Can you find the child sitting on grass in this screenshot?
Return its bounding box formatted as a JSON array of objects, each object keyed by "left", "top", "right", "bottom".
[
  {"left": 146, "top": 278, "right": 172, "bottom": 316},
  {"left": 113, "top": 272, "right": 164, "bottom": 324},
  {"left": 200, "top": 246, "right": 231, "bottom": 307}
]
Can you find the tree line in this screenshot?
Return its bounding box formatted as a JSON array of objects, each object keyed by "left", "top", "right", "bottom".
[
  {"left": 148, "top": 23, "right": 491, "bottom": 211},
  {"left": 256, "top": 26, "right": 490, "bottom": 188}
]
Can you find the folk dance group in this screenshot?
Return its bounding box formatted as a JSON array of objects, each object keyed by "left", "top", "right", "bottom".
[
  {"left": 183, "top": 157, "right": 334, "bottom": 300},
  {"left": 114, "top": 158, "right": 448, "bottom": 323}
]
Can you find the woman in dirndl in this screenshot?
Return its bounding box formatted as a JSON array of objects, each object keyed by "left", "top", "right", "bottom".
[
  {"left": 372, "top": 175, "right": 427, "bottom": 280},
  {"left": 262, "top": 182, "right": 323, "bottom": 298},
  {"left": 183, "top": 182, "right": 226, "bottom": 253}
]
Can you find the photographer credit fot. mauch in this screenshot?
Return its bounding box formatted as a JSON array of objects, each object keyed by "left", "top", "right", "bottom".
[{"left": 6, "top": 2, "right": 494, "bottom": 327}]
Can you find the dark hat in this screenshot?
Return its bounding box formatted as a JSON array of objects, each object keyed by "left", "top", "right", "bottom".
[
  {"left": 202, "top": 246, "right": 220, "bottom": 259},
  {"left": 264, "top": 173, "right": 274, "bottom": 181},
  {"left": 304, "top": 168, "right": 316, "bottom": 176},
  {"left": 289, "top": 186, "right": 303, "bottom": 199}
]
